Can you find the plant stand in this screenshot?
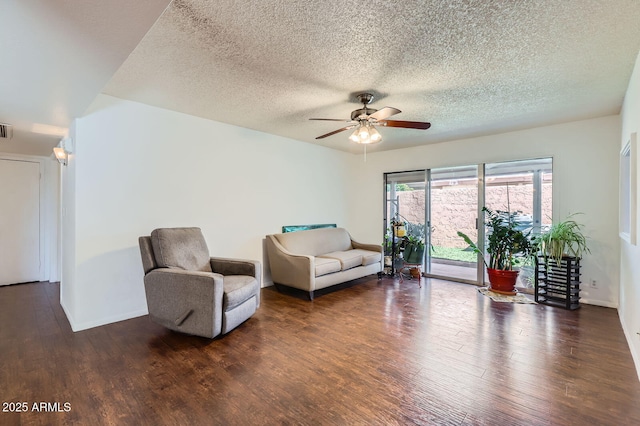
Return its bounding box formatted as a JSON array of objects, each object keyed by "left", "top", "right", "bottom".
[
  {"left": 398, "top": 262, "right": 422, "bottom": 287},
  {"left": 535, "top": 255, "right": 581, "bottom": 310}
]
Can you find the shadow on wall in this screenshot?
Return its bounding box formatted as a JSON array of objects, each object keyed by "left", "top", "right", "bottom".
[
  {"left": 262, "top": 238, "right": 273, "bottom": 287},
  {"left": 71, "top": 245, "right": 148, "bottom": 330}
]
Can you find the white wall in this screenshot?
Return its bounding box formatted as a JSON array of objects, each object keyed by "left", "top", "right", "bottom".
[
  {"left": 347, "top": 115, "right": 621, "bottom": 307},
  {"left": 619, "top": 50, "right": 640, "bottom": 379},
  {"left": 60, "top": 121, "right": 78, "bottom": 324},
  {"left": 60, "top": 94, "right": 353, "bottom": 331},
  {"left": 58, "top": 94, "right": 624, "bottom": 330}
]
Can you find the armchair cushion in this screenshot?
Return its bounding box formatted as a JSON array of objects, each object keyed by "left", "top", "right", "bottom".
[
  {"left": 223, "top": 275, "right": 259, "bottom": 310},
  {"left": 151, "top": 227, "right": 212, "bottom": 272}
]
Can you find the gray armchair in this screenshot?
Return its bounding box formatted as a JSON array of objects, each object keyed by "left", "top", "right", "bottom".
[{"left": 138, "top": 227, "right": 261, "bottom": 338}]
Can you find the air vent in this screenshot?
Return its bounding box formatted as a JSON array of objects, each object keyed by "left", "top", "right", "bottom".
[{"left": 0, "top": 123, "right": 13, "bottom": 140}]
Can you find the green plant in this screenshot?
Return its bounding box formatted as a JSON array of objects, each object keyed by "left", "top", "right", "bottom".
[
  {"left": 457, "top": 207, "right": 533, "bottom": 271},
  {"left": 405, "top": 222, "right": 426, "bottom": 242},
  {"left": 534, "top": 215, "right": 589, "bottom": 264},
  {"left": 395, "top": 183, "right": 412, "bottom": 191},
  {"left": 405, "top": 234, "right": 425, "bottom": 249},
  {"left": 404, "top": 235, "right": 426, "bottom": 264},
  {"left": 383, "top": 231, "right": 393, "bottom": 256}
]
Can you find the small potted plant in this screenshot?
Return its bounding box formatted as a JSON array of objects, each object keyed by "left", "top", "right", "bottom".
[
  {"left": 458, "top": 207, "right": 534, "bottom": 295},
  {"left": 383, "top": 231, "right": 393, "bottom": 268},
  {"left": 533, "top": 215, "right": 589, "bottom": 265},
  {"left": 404, "top": 235, "right": 426, "bottom": 277}
]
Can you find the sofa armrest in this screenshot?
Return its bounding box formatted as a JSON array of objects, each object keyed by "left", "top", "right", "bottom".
[
  {"left": 144, "top": 268, "right": 224, "bottom": 337},
  {"left": 351, "top": 239, "right": 384, "bottom": 254},
  {"left": 265, "top": 235, "right": 314, "bottom": 291}
]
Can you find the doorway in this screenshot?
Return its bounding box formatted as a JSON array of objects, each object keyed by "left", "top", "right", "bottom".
[{"left": 0, "top": 159, "right": 41, "bottom": 285}]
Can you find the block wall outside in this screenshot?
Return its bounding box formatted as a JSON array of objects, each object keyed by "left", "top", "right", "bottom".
[{"left": 396, "top": 183, "right": 552, "bottom": 248}]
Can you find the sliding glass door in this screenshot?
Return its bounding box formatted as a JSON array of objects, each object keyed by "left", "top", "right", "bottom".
[
  {"left": 384, "top": 171, "right": 427, "bottom": 273},
  {"left": 427, "top": 165, "right": 480, "bottom": 283},
  {"left": 384, "top": 158, "right": 552, "bottom": 288},
  {"left": 484, "top": 158, "right": 553, "bottom": 289}
]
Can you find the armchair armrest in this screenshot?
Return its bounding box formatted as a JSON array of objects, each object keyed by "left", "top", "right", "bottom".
[
  {"left": 265, "top": 235, "right": 314, "bottom": 291},
  {"left": 210, "top": 257, "right": 261, "bottom": 283},
  {"left": 144, "top": 268, "right": 224, "bottom": 337},
  {"left": 210, "top": 257, "right": 262, "bottom": 307}
]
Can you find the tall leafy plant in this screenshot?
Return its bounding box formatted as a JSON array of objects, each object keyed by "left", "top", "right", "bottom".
[{"left": 458, "top": 207, "right": 533, "bottom": 271}]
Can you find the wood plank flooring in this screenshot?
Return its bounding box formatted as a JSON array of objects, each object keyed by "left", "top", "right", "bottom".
[{"left": 1, "top": 277, "right": 640, "bottom": 425}]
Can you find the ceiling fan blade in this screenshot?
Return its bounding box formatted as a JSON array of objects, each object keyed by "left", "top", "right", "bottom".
[
  {"left": 380, "top": 120, "right": 431, "bottom": 130},
  {"left": 315, "top": 125, "right": 357, "bottom": 139},
  {"left": 369, "top": 107, "right": 401, "bottom": 121},
  {"left": 309, "top": 118, "right": 353, "bottom": 122}
]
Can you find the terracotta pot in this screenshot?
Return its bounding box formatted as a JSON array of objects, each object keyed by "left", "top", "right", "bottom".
[
  {"left": 410, "top": 267, "right": 421, "bottom": 278},
  {"left": 487, "top": 268, "right": 519, "bottom": 295}
]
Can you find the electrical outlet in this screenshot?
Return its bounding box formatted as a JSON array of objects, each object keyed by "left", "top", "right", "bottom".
[{"left": 590, "top": 279, "right": 597, "bottom": 288}]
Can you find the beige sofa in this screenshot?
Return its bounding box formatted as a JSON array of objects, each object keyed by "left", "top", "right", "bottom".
[{"left": 265, "top": 227, "right": 382, "bottom": 299}]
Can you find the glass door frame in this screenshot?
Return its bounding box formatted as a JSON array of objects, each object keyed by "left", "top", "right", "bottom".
[
  {"left": 383, "top": 170, "right": 428, "bottom": 276},
  {"left": 423, "top": 164, "right": 484, "bottom": 285}
]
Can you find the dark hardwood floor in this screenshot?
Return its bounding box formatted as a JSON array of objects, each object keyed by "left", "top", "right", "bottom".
[{"left": 2, "top": 276, "right": 640, "bottom": 425}]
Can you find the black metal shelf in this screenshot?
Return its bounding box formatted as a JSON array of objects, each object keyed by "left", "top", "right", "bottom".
[{"left": 535, "top": 255, "right": 581, "bottom": 310}]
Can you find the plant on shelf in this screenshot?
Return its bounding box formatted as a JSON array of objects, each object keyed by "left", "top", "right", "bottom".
[
  {"left": 383, "top": 230, "right": 394, "bottom": 268},
  {"left": 533, "top": 215, "right": 589, "bottom": 265},
  {"left": 531, "top": 215, "right": 588, "bottom": 309},
  {"left": 404, "top": 235, "right": 425, "bottom": 264},
  {"left": 457, "top": 207, "right": 534, "bottom": 295}
]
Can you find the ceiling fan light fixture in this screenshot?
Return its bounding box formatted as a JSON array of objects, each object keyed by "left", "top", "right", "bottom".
[
  {"left": 309, "top": 92, "right": 429, "bottom": 144},
  {"left": 351, "top": 123, "right": 382, "bottom": 145},
  {"left": 369, "top": 126, "right": 382, "bottom": 143},
  {"left": 358, "top": 124, "right": 370, "bottom": 140},
  {"left": 348, "top": 127, "right": 360, "bottom": 142}
]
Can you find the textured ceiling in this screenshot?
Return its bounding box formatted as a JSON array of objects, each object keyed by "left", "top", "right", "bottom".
[
  {"left": 0, "top": 0, "right": 604, "bottom": 152},
  {"left": 102, "top": 1, "right": 640, "bottom": 153}
]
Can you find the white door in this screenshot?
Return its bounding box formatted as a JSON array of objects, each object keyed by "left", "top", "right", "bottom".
[{"left": 0, "top": 159, "right": 40, "bottom": 285}]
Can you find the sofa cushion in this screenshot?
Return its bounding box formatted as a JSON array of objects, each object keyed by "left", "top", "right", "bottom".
[
  {"left": 350, "top": 249, "right": 382, "bottom": 266},
  {"left": 151, "top": 227, "right": 212, "bottom": 272},
  {"left": 319, "top": 250, "right": 363, "bottom": 271},
  {"left": 314, "top": 257, "right": 341, "bottom": 277},
  {"left": 223, "top": 275, "right": 259, "bottom": 310},
  {"left": 273, "top": 227, "right": 352, "bottom": 256}
]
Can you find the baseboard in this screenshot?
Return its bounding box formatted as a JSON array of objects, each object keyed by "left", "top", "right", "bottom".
[
  {"left": 580, "top": 298, "right": 618, "bottom": 308},
  {"left": 59, "top": 298, "right": 76, "bottom": 330},
  {"left": 619, "top": 311, "right": 640, "bottom": 381},
  {"left": 61, "top": 301, "right": 148, "bottom": 332}
]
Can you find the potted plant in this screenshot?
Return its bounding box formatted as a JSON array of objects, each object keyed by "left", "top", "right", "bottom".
[
  {"left": 458, "top": 207, "right": 534, "bottom": 295},
  {"left": 531, "top": 216, "right": 589, "bottom": 309},
  {"left": 383, "top": 231, "right": 393, "bottom": 267},
  {"left": 403, "top": 235, "right": 425, "bottom": 277},
  {"left": 533, "top": 215, "right": 589, "bottom": 265}
]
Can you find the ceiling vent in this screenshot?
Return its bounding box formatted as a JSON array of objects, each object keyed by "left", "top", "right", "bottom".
[{"left": 0, "top": 123, "right": 13, "bottom": 140}]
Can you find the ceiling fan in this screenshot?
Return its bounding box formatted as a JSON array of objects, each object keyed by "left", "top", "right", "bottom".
[{"left": 309, "top": 93, "right": 431, "bottom": 144}]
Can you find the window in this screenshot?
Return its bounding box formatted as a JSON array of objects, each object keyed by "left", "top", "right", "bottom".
[{"left": 620, "top": 133, "right": 637, "bottom": 245}]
